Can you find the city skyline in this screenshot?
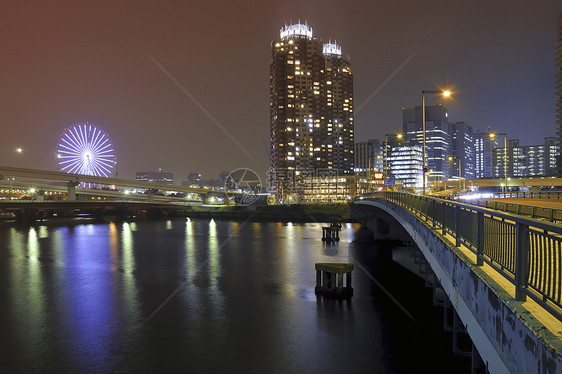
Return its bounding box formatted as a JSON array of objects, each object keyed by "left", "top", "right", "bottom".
[{"left": 2, "top": 1, "right": 561, "bottom": 180}]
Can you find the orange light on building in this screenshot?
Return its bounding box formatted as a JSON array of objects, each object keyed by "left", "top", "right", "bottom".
[{"left": 373, "top": 172, "right": 384, "bottom": 180}]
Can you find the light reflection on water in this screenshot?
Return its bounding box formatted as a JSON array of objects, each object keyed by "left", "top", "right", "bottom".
[{"left": 0, "top": 219, "right": 469, "bottom": 373}]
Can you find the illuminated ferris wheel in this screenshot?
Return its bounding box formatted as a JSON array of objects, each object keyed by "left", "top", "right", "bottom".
[{"left": 55, "top": 122, "right": 116, "bottom": 177}]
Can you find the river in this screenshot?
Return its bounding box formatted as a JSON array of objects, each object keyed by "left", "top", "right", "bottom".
[{"left": 0, "top": 218, "right": 470, "bottom": 373}]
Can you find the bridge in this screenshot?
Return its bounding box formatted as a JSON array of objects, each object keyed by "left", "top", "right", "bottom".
[
  {"left": 0, "top": 165, "right": 221, "bottom": 199},
  {"left": 351, "top": 193, "right": 562, "bottom": 373},
  {"left": 428, "top": 176, "right": 562, "bottom": 198},
  {"left": 0, "top": 166, "right": 242, "bottom": 222}
]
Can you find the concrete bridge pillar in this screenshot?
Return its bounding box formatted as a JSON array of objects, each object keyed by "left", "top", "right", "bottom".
[
  {"left": 67, "top": 181, "right": 79, "bottom": 201},
  {"left": 146, "top": 189, "right": 158, "bottom": 202}
]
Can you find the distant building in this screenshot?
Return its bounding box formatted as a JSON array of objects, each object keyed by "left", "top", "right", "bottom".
[
  {"left": 355, "top": 139, "right": 382, "bottom": 175},
  {"left": 389, "top": 145, "right": 423, "bottom": 189},
  {"left": 473, "top": 129, "right": 498, "bottom": 179},
  {"left": 136, "top": 170, "right": 173, "bottom": 184},
  {"left": 545, "top": 137, "right": 560, "bottom": 176},
  {"left": 181, "top": 173, "right": 202, "bottom": 187},
  {"left": 493, "top": 137, "right": 560, "bottom": 178},
  {"left": 448, "top": 122, "right": 475, "bottom": 180},
  {"left": 269, "top": 22, "right": 354, "bottom": 199},
  {"left": 187, "top": 173, "right": 201, "bottom": 183},
  {"left": 402, "top": 104, "right": 450, "bottom": 180}
]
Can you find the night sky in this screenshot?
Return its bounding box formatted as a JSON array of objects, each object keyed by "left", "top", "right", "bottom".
[{"left": 2, "top": 0, "right": 561, "bottom": 182}]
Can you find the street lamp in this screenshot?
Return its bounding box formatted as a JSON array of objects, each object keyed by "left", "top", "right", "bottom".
[
  {"left": 16, "top": 147, "right": 23, "bottom": 167},
  {"left": 489, "top": 132, "right": 507, "bottom": 195},
  {"left": 448, "top": 156, "right": 462, "bottom": 193},
  {"left": 384, "top": 133, "right": 403, "bottom": 190},
  {"left": 421, "top": 90, "right": 451, "bottom": 194}
]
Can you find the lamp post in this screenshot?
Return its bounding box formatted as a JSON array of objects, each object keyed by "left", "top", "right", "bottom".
[
  {"left": 448, "top": 156, "right": 462, "bottom": 193},
  {"left": 421, "top": 90, "right": 451, "bottom": 195},
  {"left": 16, "top": 147, "right": 23, "bottom": 167},
  {"left": 384, "top": 133, "right": 403, "bottom": 190},
  {"left": 490, "top": 132, "right": 507, "bottom": 195}
]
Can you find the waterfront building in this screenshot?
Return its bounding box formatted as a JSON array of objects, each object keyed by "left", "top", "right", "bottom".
[
  {"left": 269, "top": 22, "right": 354, "bottom": 200},
  {"left": 402, "top": 104, "right": 450, "bottom": 180},
  {"left": 136, "top": 170, "right": 173, "bottom": 184}
]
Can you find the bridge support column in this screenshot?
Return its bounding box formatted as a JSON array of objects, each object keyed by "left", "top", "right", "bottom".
[
  {"left": 146, "top": 189, "right": 158, "bottom": 202},
  {"left": 67, "top": 181, "right": 79, "bottom": 201},
  {"left": 314, "top": 263, "right": 353, "bottom": 298}
]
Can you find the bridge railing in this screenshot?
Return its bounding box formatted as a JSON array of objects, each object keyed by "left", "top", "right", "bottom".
[
  {"left": 467, "top": 199, "right": 562, "bottom": 224},
  {"left": 498, "top": 191, "right": 562, "bottom": 199},
  {"left": 356, "top": 192, "right": 562, "bottom": 322}
]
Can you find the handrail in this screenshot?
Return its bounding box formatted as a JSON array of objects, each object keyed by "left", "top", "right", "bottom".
[
  {"left": 354, "top": 192, "right": 562, "bottom": 322},
  {"left": 497, "top": 191, "right": 562, "bottom": 200},
  {"left": 466, "top": 199, "right": 562, "bottom": 224}
]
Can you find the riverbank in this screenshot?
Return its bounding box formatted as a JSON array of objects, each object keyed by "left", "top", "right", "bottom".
[{"left": 185, "top": 203, "right": 352, "bottom": 222}]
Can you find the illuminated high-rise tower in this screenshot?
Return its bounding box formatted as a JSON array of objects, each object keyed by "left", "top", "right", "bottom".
[
  {"left": 555, "top": 12, "right": 562, "bottom": 178},
  {"left": 269, "top": 22, "right": 354, "bottom": 197}
]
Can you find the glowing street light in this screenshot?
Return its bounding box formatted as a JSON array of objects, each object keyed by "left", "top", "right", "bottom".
[
  {"left": 421, "top": 89, "right": 452, "bottom": 194},
  {"left": 490, "top": 132, "right": 508, "bottom": 195},
  {"left": 16, "top": 147, "right": 23, "bottom": 167},
  {"left": 448, "top": 156, "right": 462, "bottom": 193}
]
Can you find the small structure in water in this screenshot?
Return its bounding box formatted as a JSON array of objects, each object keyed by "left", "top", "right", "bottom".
[
  {"left": 314, "top": 262, "right": 354, "bottom": 298},
  {"left": 321, "top": 226, "right": 340, "bottom": 241},
  {"left": 321, "top": 222, "right": 342, "bottom": 242}
]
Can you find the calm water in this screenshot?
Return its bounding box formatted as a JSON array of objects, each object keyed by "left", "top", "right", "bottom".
[{"left": 0, "top": 218, "right": 469, "bottom": 373}]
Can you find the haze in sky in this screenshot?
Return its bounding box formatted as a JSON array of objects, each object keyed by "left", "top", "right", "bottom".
[{"left": 2, "top": 0, "right": 560, "bottom": 181}]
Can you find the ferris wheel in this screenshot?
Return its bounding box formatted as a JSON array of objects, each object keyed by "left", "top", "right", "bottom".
[{"left": 55, "top": 122, "right": 116, "bottom": 177}]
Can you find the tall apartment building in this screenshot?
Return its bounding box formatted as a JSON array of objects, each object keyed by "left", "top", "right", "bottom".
[
  {"left": 402, "top": 104, "right": 450, "bottom": 180},
  {"left": 555, "top": 12, "right": 562, "bottom": 178},
  {"left": 269, "top": 23, "right": 354, "bottom": 196}
]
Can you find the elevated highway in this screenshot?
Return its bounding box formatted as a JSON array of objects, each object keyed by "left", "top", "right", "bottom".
[
  {"left": 0, "top": 165, "right": 216, "bottom": 196},
  {"left": 430, "top": 177, "right": 562, "bottom": 196}
]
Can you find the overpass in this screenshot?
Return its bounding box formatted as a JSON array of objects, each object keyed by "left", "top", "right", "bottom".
[
  {"left": 0, "top": 165, "right": 233, "bottom": 201},
  {"left": 430, "top": 176, "right": 562, "bottom": 196},
  {"left": 351, "top": 193, "right": 562, "bottom": 373}
]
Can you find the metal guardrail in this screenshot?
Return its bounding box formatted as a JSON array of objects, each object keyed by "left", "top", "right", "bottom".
[
  {"left": 498, "top": 191, "right": 562, "bottom": 199},
  {"left": 468, "top": 199, "right": 562, "bottom": 224},
  {"left": 355, "top": 192, "right": 562, "bottom": 322}
]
